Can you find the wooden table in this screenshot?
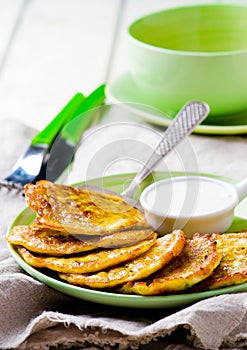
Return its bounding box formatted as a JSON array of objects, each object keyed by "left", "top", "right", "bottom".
[{"left": 0, "top": 0, "right": 245, "bottom": 129}]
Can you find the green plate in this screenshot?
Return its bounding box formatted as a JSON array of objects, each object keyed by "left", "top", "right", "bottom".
[
  {"left": 106, "top": 73, "right": 247, "bottom": 135},
  {"left": 6, "top": 172, "right": 247, "bottom": 309}
]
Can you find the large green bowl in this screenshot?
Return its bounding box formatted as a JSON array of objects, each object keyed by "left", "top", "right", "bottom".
[{"left": 128, "top": 4, "right": 247, "bottom": 120}]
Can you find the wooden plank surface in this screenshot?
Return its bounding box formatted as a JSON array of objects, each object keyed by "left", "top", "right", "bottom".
[
  {"left": 0, "top": 0, "right": 247, "bottom": 129},
  {"left": 0, "top": 0, "right": 121, "bottom": 129},
  {"left": 0, "top": 0, "right": 23, "bottom": 63}
]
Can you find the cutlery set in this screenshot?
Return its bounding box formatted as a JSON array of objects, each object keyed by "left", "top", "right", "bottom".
[
  {"left": 0, "top": 85, "right": 105, "bottom": 191},
  {"left": 1, "top": 94, "right": 209, "bottom": 196}
]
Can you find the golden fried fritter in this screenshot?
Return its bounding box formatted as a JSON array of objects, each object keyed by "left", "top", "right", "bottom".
[
  {"left": 193, "top": 232, "right": 247, "bottom": 291},
  {"left": 119, "top": 233, "right": 221, "bottom": 295},
  {"left": 92, "top": 228, "right": 155, "bottom": 248},
  {"left": 17, "top": 232, "right": 157, "bottom": 274},
  {"left": 7, "top": 224, "right": 96, "bottom": 256},
  {"left": 24, "top": 181, "right": 149, "bottom": 236},
  {"left": 7, "top": 224, "right": 154, "bottom": 256},
  {"left": 59, "top": 230, "right": 186, "bottom": 289}
]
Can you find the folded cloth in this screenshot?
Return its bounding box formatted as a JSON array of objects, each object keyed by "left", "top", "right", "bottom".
[{"left": 0, "top": 119, "right": 246, "bottom": 350}]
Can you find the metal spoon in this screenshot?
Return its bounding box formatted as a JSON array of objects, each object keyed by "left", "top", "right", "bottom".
[{"left": 81, "top": 101, "right": 210, "bottom": 209}]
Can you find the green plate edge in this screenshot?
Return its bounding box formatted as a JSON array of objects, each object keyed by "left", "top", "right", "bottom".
[
  {"left": 106, "top": 73, "right": 247, "bottom": 135},
  {"left": 6, "top": 171, "right": 247, "bottom": 309}
]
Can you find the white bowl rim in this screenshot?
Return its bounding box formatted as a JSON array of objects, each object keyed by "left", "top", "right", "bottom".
[{"left": 140, "top": 175, "right": 238, "bottom": 220}]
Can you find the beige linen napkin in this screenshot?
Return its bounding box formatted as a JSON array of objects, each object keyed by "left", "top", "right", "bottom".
[{"left": 0, "top": 119, "right": 246, "bottom": 350}]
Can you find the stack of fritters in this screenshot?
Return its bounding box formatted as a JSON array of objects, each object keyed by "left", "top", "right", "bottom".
[
  {"left": 7, "top": 180, "right": 247, "bottom": 295},
  {"left": 192, "top": 232, "right": 247, "bottom": 291}
]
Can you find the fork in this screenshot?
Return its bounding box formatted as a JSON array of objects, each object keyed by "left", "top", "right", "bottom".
[{"left": 0, "top": 93, "right": 86, "bottom": 191}]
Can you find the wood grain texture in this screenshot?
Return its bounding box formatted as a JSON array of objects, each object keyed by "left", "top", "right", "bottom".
[{"left": 0, "top": 0, "right": 121, "bottom": 128}]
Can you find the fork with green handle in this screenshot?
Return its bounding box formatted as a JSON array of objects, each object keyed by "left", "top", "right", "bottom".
[{"left": 1, "top": 84, "right": 105, "bottom": 190}]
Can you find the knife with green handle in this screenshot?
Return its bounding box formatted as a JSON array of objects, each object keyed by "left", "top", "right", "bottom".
[
  {"left": 41, "top": 84, "right": 106, "bottom": 182},
  {"left": 31, "top": 92, "right": 85, "bottom": 147},
  {"left": 61, "top": 84, "right": 105, "bottom": 144}
]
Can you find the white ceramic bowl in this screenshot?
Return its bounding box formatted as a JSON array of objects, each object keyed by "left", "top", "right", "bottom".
[{"left": 140, "top": 176, "right": 240, "bottom": 237}]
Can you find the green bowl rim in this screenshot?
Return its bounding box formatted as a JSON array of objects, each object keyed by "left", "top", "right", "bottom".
[{"left": 128, "top": 3, "right": 247, "bottom": 57}]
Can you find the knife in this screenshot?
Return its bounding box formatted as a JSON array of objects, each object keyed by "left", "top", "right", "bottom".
[{"left": 40, "top": 84, "right": 106, "bottom": 182}]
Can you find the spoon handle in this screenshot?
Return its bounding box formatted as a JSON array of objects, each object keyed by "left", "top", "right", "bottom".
[{"left": 122, "top": 101, "right": 210, "bottom": 199}]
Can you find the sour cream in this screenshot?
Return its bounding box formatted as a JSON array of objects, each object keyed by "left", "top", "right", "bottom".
[
  {"left": 143, "top": 176, "right": 237, "bottom": 217},
  {"left": 140, "top": 176, "right": 239, "bottom": 236}
]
